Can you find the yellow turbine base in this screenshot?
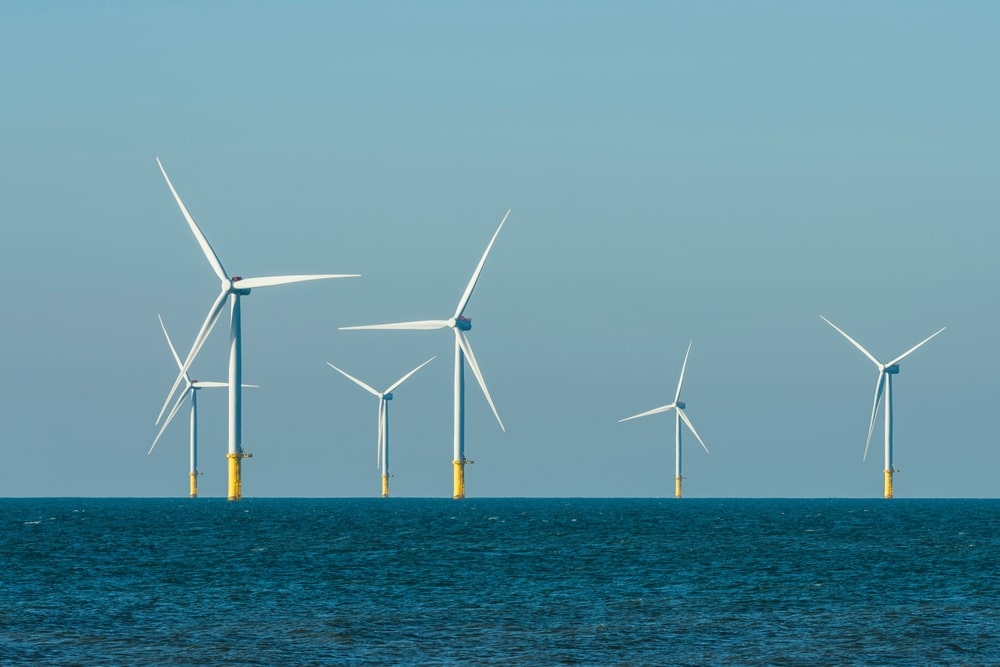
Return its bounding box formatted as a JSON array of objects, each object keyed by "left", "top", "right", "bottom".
[
  {"left": 453, "top": 460, "right": 465, "bottom": 499},
  {"left": 189, "top": 471, "right": 198, "bottom": 498},
  {"left": 884, "top": 469, "right": 894, "bottom": 499},
  {"left": 381, "top": 474, "right": 389, "bottom": 498},
  {"left": 228, "top": 453, "right": 251, "bottom": 501},
  {"left": 675, "top": 476, "right": 682, "bottom": 499}
]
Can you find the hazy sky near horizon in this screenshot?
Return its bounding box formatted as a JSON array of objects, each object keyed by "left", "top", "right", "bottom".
[{"left": 2, "top": 2, "right": 998, "bottom": 498}]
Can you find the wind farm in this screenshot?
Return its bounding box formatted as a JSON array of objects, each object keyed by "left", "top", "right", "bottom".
[
  {"left": 820, "top": 316, "right": 946, "bottom": 499},
  {"left": 326, "top": 357, "right": 435, "bottom": 497},
  {"left": 340, "top": 210, "right": 510, "bottom": 499},
  {"left": 619, "top": 342, "right": 710, "bottom": 498},
  {"left": 153, "top": 158, "right": 359, "bottom": 500}
]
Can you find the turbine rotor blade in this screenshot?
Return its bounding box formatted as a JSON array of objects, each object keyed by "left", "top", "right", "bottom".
[
  {"left": 157, "top": 314, "right": 185, "bottom": 374},
  {"left": 326, "top": 362, "right": 380, "bottom": 397},
  {"left": 454, "top": 209, "right": 510, "bottom": 319},
  {"left": 456, "top": 331, "right": 504, "bottom": 431},
  {"left": 148, "top": 387, "right": 192, "bottom": 455},
  {"left": 155, "top": 289, "right": 228, "bottom": 424},
  {"left": 155, "top": 157, "right": 228, "bottom": 282},
  {"left": 678, "top": 408, "right": 710, "bottom": 454},
  {"left": 820, "top": 315, "right": 881, "bottom": 368},
  {"left": 191, "top": 381, "right": 229, "bottom": 388},
  {"left": 234, "top": 274, "right": 359, "bottom": 289},
  {"left": 887, "top": 327, "right": 946, "bottom": 367},
  {"left": 674, "top": 341, "right": 693, "bottom": 404},
  {"left": 385, "top": 356, "right": 436, "bottom": 394},
  {"left": 340, "top": 320, "right": 450, "bottom": 331},
  {"left": 864, "top": 372, "right": 886, "bottom": 462},
  {"left": 618, "top": 404, "right": 676, "bottom": 423}
]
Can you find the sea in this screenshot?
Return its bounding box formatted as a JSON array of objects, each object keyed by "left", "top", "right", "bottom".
[{"left": 1, "top": 498, "right": 997, "bottom": 666}]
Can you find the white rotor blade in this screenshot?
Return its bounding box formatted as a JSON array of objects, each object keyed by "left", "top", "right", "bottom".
[
  {"left": 148, "top": 387, "right": 192, "bottom": 455},
  {"left": 887, "top": 327, "right": 946, "bottom": 367},
  {"left": 155, "top": 289, "right": 228, "bottom": 425},
  {"left": 674, "top": 341, "right": 693, "bottom": 404},
  {"left": 618, "top": 403, "right": 676, "bottom": 423},
  {"left": 340, "top": 319, "right": 451, "bottom": 331},
  {"left": 820, "top": 316, "right": 881, "bottom": 367},
  {"left": 234, "top": 274, "right": 359, "bottom": 289},
  {"left": 677, "top": 409, "right": 710, "bottom": 454},
  {"left": 456, "top": 331, "right": 504, "bottom": 431},
  {"left": 864, "top": 372, "right": 885, "bottom": 462},
  {"left": 454, "top": 209, "right": 510, "bottom": 319},
  {"left": 155, "top": 157, "right": 228, "bottom": 282},
  {"left": 157, "top": 314, "right": 186, "bottom": 374},
  {"left": 191, "top": 381, "right": 229, "bottom": 388},
  {"left": 385, "top": 356, "right": 436, "bottom": 394},
  {"left": 326, "top": 362, "right": 380, "bottom": 397}
]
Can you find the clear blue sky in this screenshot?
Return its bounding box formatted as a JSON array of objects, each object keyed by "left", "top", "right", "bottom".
[{"left": 1, "top": 2, "right": 997, "bottom": 498}]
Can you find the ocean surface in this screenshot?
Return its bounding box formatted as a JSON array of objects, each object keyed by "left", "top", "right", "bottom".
[{"left": 1, "top": 498, "right": 997, "bottom": 666}]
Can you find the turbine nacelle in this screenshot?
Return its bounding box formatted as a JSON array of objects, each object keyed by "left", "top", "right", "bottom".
[
  {"left": 384, "top": 392, "right": 394, "bottom": 401},
  {"left": 453, "top": 316, "right": 472, "bottom": 331},
  {"left": 885, "top": 364, "right": 900, "bottom": 374},
  {"left": 676, "top": 401, "right": 686, "bottom": 410}
]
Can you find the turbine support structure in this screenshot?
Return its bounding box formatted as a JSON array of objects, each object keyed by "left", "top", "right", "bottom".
[
  {"left": 227, "top": 452, "right": 252, "bottom": 501},
  {"left": 884, "top": 468, "right": 894, "bottom": 499},
  {"left": 453, "top": 459, "right": 473, "bottom": 499},
  {"left": 675, "top": 476, "right": 683, "bottom": 499},
  {"left": 381, "top": 474, "right": 389, "bottom": 498},
  {"left": 189, "top": 471, "right": 198, "bottom": 498}
]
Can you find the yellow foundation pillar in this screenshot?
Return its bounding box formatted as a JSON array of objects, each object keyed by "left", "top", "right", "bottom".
[
  {"left": 381, "top": 474, "right": 389, "bottom": 498},
  {"left": 228, "top": 452, "right": 251, "bottom": 501},
  {"left": 884, "top": 468, "right": 893, "bottom": 499},
  {"left": 675, "top": 476, "right": 682, "bottom": 499},
  {"left": 189, "top": 471, "right": 198, "bottom": 498},
  {"left": 453, "top": 460, "right": 465, "bottom": 499}
]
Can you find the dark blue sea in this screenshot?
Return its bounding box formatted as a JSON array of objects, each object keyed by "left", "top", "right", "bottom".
[{"left": 1, "top": 499, "right": 998, "bottom": 666}]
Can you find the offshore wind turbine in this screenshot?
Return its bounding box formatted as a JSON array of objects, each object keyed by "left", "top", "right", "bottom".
[
  {"left": 821, "top": 316, "right": 945, "bottom": 498},
  {"left": 619, "top": 341, "right": 709, "bottom": 498},
  {"left": 326, "top": 357, "right": 435, "bottom": 497},
  {"left": 341, "top": 210, "right": 510, "bottom": 499},
  {"left": 154, "top": 157, "right": 359, "bottom": 500},
  {"left": 148, "top": 315, "right": 257, "bottom": 497}
]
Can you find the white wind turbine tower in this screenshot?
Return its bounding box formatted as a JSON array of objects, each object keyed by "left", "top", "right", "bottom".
[
  {"left": 326, "top": 357, "right": 435, "bottom": 497},
  {"left": 619, "top": 342, "right": 709, "bottom": 498},
  {"left": 154, "top": 157, "right": 359, "bottom": 500},
  {"left": 821, "top": 315, "right": 945, "bottom": 499},
  {"left": 341, "top": 210, "right": 510, "bottom": 499},
  {"left": 148, "top": 314, "right": 257, "bottom": 498}
]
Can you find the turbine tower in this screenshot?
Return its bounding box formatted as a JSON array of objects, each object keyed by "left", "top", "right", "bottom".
[
  {"left": 149, "top": 314, "right": 257, "bottom": 497},
  {"left": 341, "top": 210, "right": 510, "bottom": 499},
  {"left": 821, "top": 315, "right": 945, "bottom": 498},
  {"left": 326, "top": 357, "right": 435, "bottom": 497},
  {"left": 619, "top": 341, "right": 709, "bottom": 498},
  {"left": 154, "top": 157, "right": 359, "bottom": 500}
]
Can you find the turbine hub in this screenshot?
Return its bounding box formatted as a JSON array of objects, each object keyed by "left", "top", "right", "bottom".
[{"left": 455, "top": 316, "right": 472, "bottom": 331}]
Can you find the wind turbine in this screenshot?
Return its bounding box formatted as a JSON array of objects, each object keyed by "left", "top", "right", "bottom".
[
  {"left": 820, "top": 315, "right": 945, "bottom": 498},
  {"left": 149, "top": 314, "right": 257, "bottom": 497},
  {"left": 154, "top": 157, "right": 359, "bottom": 500},
  {"left": 326, "top": 357, "right": 435, "bottom": 497},
  {"left": 619, "top": 341, "right": 709, "bottom": 498},
  {"left": 341, "top": 210, "right": 510, "bottom": 499}
]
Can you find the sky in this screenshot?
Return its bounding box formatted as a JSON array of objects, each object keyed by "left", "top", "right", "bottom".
[{"left": 1, "top": 2, "right": 997, "bottom": 498}]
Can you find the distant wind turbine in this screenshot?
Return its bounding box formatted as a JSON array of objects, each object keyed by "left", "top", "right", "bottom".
[
  {"left": 326, "top": 357, "right": 435, "bottom": 497},
  {"left": 821, "top": 315, "right": 945, "bottom": 498},
  {"left": 149, "top": 314, "right": 257, "bottom": 498},
  {"left": 154, "top": 157, "right": 359, "bottom": 500},
  {"left": 619, "top": 341, "right": 709, "bottom": 498},
  {"left": 341, "top": 210, "right": 510, "bottom": 499}
]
